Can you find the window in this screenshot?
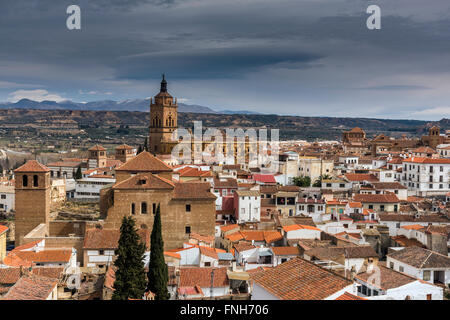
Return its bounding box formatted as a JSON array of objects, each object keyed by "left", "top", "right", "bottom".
[
  {"left": 399, "top": 266, "right": 404, "bottom": 272},
  {"left": 427, "top": 294, "right": 432, "bottom": 300},
  {"left": 368, "top": 205, "right": 373, "bottom": 210},
  {"left": 429, "top": 184, "right": 433, "bottom": 189},
  {"left": 131, "top": 203, "right": 135, "bottom": 215},
  {"left": 185, "top": 226, "right": 191, "bottom": 234},
  {"left": 380, "top": 205, "right": 385, "bottom": 211},
  {"left": 394, "top": 205, "right": 398, "bottom": 212},
  {"left": 153, "top": 203, "right": 157, "bottom": 214},
  {"left": 186, "top": 204, "right": 191, "bottom": 212},
  {"left": 22, "top": 175, "right": 28, "bottom": 187},
  {"left": 204, "top": 262, "right": 211, "bottom": 267},
  {"left": 0, "top": 195, "right": 5, "bottom": 199},
  {"left": 423, "top": 270, "right": 431, "bottom": 281},
  {"left": 141, "top": 202, "right": 147, "bottom": 214},
  {"left": 326, "top": 183, "right": 332, "bottom": 187},
  {"left": 99, "top": 250, "right": 104, "bottom": 255},
  {"left": 390, "top": 262, "right": 394, "bottom": 269}
]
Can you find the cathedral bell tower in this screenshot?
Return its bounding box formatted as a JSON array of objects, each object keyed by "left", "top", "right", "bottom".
[{"left": 149, "top": 74, "right": 178, "bottom": 155}]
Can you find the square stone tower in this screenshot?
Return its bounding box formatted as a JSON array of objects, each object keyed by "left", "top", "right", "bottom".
[
  {"left": 149, "top": 74, "right": 179, "bottom": 155},
  {"left": 13, "top": 160, "right": 51, "bottom": 246},
  {"left": 88, "top": 145, "right": 107, "bottom": 169}
]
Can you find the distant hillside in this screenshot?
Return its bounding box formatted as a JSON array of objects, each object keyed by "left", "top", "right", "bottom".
[
  {"left": 0, "top": 98, "right": 264, "bottom": 114},
  {"left": 0, "top": 108, "right": 446, "bottom": 141}
]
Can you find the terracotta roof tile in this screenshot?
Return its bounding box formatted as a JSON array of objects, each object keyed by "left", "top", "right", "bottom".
[
  {"left": 179, "top": 267, "right": 229, "bottom": 288},
  {"left": 353, "top": 193, "right": 399, "bottom": 203},
  {"left": 173, "top": 182, "right": 216, "bottom": 200},
  {"left": 335, "top": 292, "right": 367, "bottom": 300},
  {"left": 112, "top": 173, "right": 174, "bottom": 190},
  {"left": 14, "top": 160, "right": 49, "bottom": 173},
  {"left": 271, "top": 246, "right": 300, "bottom": 256},
  {"left": 88, "top": 145, "right": 106, "bottom": 151},
  {"left": 115, "top": 151, "right": 172, "bottom": 172},
  {"left": 251, "top": 257, "right": 352, "bottom": 300},
  {"left": 83, "top": 228, "right": 150, "bottom": 249},
  {"left": 387, "top": 246, "right": 450, "bottom": 269},
  {"left": 3, "top": 275, "right": 58, "bottom": 300}
]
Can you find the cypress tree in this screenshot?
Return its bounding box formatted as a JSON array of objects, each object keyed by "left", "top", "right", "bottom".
[
  {"left": 112, "top": 216, "right": 147, "bottom": 300},
  {"left": 75, "top": 166, "right": 82, "bottom": 180},
  {"left": 147, "top": 204, "right": 169, "bottom": 300},
  {"left": 143, "top": 137, "right": 148, "bottom": 152}
]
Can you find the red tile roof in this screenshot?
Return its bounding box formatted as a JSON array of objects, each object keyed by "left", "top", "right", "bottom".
[
  {"left": 253, "top": 174, "right": 276, "bottom": 184},
  {"left": 88, "top": 145, "right": 106, "bottom": 151},
  {"left": 251, "top": 257, "right": 352, "bottom": 300},
  {"left": 403, "top": 157, "right": 450, "bottom": 164},
  {"left": 112, "top": 173, "right": 174, "bottom": 190},
  {"left": 335, "top": 292, "right": 367, "bottom": 300},
  {"left": 14, "top": 160, "right": 50, "bottom": 173},
  {"left": 353, "top": 193, "right": 400, "bottom": 203},
  {"left": 282, "top": 224, "right": 321, "bottom": 232},
  {"left": 344, "top": 173, "right": 378, "bottom": 182},
  {"left": 173, "top": 182, "right": 216, "bottom": 200},
  {"left": 3, "top": 275, "right": 58, "bottom": 300},
  {"left": 83, "top": 228, "right": 150, "bottom": 249},
  {"left": 13, "top": 250, "right": 72, "bottom": 264},
  {"left": 271, "top": 246, "right": 300, "bottom": 256},
  {"left": 115, "top": 151, "right": 172, "bottom": 172},
  {"left": 221, "top": 224, "right": 239, "bottom": 233},
  {"left": 0, "top": 224, "right": 8, "bottom": 235},
  {"left": 179, "top": 267, "right": 229, "bottom": 288}
]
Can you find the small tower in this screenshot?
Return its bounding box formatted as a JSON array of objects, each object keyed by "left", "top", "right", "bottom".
[
  {"left": 88, "top": 145, "right": 107, "bottom": 169},
  {"left": 149, "top": 74, "right": 178, "bottom": 155},
  {"left": 428, "top": 126, "right": 441, "bottom": 149},
  {"left": 115, "top": 144, "right": 136, "bottom": 164},
  {"left": 14, "top": 160, "right": 51, "bottom": 246}
]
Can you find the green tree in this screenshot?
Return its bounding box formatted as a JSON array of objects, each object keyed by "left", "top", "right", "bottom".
[
  {"left": 147, "top": 204, "right": 169, "bottom": 300},
  {"left": 293, "top": 176, "right": 311, "bottom": 187},
  {"left": 112, "top": 216, "right": 147, "bottom": 300},
  {"left": 143, "top": 137, "right": 148, "bottom": 152},
  {"left": 313, "top": 174, "right": 332, "bottom": 187},
  {"left": 75, "top": 166, "right": 82, "bottom": 180}
]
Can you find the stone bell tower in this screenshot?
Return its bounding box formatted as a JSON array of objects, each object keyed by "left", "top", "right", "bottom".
[
  {"left": 149, "top": 74, "right": 178, "bottom": 155},
  {"left": 14, "top": 160, "right": 51, "bottom": 246}
]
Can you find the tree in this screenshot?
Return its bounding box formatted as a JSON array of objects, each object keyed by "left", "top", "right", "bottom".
[
  {"left": 75, "top": 166, "right": 82, "bottom": 180},
  {"left": 143, "top": 137, "right": 148, "bottom": 152},
  {"left": 137, "top": 145, "right": 143, "bottom": 154},
  {"left": 313, "top": 174, "right": 332, "bottom": 187},
  {"left": 112, "top": 216, "right": 147, "bottom": 300},
  {"left": 147, "top": 204, "right": 169, "bottom": 300},
  {"left": 293, "top": 176, "right": 311, "bottom": 187}
]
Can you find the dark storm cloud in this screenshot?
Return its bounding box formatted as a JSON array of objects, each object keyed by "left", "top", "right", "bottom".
[
  {"left": 114, "top": 47, "right": 323, "bottom": 79},
  {"left": 0, "top": 0, "right": 449, "bottom": 119}
]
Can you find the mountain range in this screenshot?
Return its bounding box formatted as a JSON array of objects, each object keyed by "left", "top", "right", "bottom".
[{"left": 0, "top": 98, "right": 262, "bottom": 115}]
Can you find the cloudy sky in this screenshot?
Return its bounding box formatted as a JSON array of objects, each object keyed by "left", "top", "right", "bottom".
[{"left": 0, "top": 0, "right": 450, "bottom": 120}]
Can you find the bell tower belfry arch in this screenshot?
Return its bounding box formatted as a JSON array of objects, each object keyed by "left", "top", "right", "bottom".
[{"left": 149, "top": 74, "right": 178, "bottom": 155}]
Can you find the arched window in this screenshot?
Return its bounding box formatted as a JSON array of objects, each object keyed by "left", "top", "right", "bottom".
[
  {"left": 22, "top": 175, "right": 28, "bottom": 187},
  {"left": 33, "top": 175, "right": 38, "bottom": 187}
]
